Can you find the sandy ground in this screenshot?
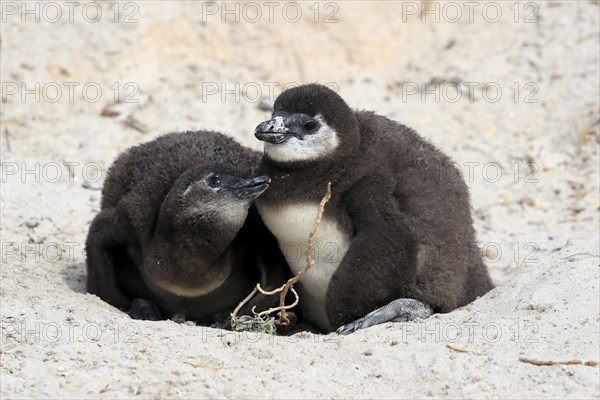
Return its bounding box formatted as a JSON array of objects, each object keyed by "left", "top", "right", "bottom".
[{"left": 1, "top": 1, "right": 599, "bottom": 398}]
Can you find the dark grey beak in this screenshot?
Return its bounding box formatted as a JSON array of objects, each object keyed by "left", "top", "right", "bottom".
[
  {"left": 255, "top": 117, "right": 292, "bottom": 144},
  {"left": 228, "top": 175, "right": 271, "bottom": 199}
]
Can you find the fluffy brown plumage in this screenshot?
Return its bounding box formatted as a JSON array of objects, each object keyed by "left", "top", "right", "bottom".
[
  {"left": 86, "top": 130, "right": 288, "bottom": 323},
  {"left": 254, "top": 84, "right": 493, "bottom": 332}
]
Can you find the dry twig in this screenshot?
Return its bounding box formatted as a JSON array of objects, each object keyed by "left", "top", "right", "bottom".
[
  {"left": 230, "top": 182, "right": 332, "bottom": 332},
  {"left": 446, "top": 343, "right": 470, "bottom": 353},
  {"left": 278, "top": 182, "right": 332, "bottom": 326},
  {"left": 100, "top": 105, "right": 120, "bottom": 117},
  {"left": 229, "top": 283, "right": 299, "bottom": 331},
  {"left": 519, "top": 357, "right": 598, "bottom": 367},
  {"left": 122, "top": 114, "right": 150, "bottom": 133}
]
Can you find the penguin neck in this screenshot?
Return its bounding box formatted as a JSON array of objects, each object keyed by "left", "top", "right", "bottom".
[
  {"left": 146, "top": 217, "right": 241, "bottom": 297},
  {"left": 259, "top": 139, "right": 358, "bottom": 198},
  {"left": 153, "top": 187, "right": 246, "bottom": 262},
  {"left": 154, "top": 213, "right": 238, "bottom": 262}
]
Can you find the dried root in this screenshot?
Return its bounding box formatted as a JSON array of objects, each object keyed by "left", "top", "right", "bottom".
[
  {"left": 234, "top": 308, "right": 278, "bottom": 335},
  {"left": 277, "top": 182, "right": 332, "bottom": 326},
  {"left": 230, "top": 182, "right": 332, "bottom": 333},
  {"left": 519, "top": 357, "right": 598, "bottom": 367},
  {"left": 446, "top": 343, "right": 470, "bottom": 353}
]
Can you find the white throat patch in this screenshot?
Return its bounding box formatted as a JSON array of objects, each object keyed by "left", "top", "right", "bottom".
[{"left": 264, "top": 115, "right": 340, "bottom": 163}]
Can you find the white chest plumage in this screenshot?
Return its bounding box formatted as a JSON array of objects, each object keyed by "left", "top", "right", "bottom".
[{"left": 257, "top": 201, "right": 351, "bottom": 330}]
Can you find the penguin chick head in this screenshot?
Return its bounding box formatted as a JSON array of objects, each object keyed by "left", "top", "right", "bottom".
[
  {"left": 165, "top": 168, "right": 271, "bottom": 229},
  {"left": 255, "top": 84, "right": 359, "bottom": 164}
]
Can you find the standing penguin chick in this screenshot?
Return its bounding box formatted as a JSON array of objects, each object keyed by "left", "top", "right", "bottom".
[
  {"left": 254, "top": 84, "right": 494, "bottom": 334},
  {"left": 86, "top": 131, "right": 288, "bottom": 324}
]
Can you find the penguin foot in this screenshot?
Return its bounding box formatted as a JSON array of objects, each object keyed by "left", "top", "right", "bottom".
[
  {"left": 336, "top": 298, "right": 433, "bottom": 335},
  {"left": 129, "top": 298, "right": 162, "bottom": 321},
  {"left": 208, "top": 312, "right": 233, "bottom": 330}
]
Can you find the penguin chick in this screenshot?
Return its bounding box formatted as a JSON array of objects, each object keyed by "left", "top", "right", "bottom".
[
  {"left": 253, "top": 84, "right": 494, "bottom": 334},
  {"left": 86, "top": 130, "right": 289, "bottom": 324}
]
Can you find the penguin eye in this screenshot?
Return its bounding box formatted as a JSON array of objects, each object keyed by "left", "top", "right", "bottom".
[
  {"left": 207, "top": 176, "right": 221, "bottom": 188},
  {"left": 304, "top": 121, "right": 318, "bottom": 131}
]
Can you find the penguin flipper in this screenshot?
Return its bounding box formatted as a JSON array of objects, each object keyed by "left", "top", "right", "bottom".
[
  {"left": 335, "top": 298, "right": 432, "bottom": 335},
  {"left": 326, "top": 180, "right": 419, "bottom": 329},
  {"left": 86, "top": 207, "right": 134, "bottom": 311}
]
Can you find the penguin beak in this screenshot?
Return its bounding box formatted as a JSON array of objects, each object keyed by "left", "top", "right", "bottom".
[
  {"left": 227, "top": 175, "right": 271, "bottom": 199},
  {"left": 254, "top": 116, "right": 293, "bottom": 144}
]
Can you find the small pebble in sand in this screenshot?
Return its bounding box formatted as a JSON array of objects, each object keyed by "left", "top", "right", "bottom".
[
  {"left": 82, "top": 180, "right": 102, "bottom": 191},
  {"left": 24, "top": 219, "right": 38, "bottom": 228}
]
